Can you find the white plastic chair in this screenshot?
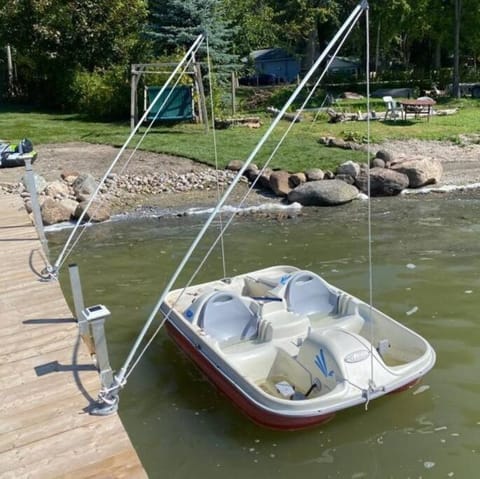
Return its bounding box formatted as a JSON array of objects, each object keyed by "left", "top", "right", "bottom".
[
  {"left": 284, "top": 271, "right": 336, "bottom": 317},
  {"left": 382, "top": 95, "right": 403, "bottom": 121}
]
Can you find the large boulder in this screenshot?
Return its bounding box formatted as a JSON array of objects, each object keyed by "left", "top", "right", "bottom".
[
  {"left": 41, "top": 198, "right": 72, "bottom": 225},
  {"left": 355, "top": 168, "right": 409, "bottom": 196},
  {"left": 390, "top": 157, "right": 443, "bottom": 188},
  {"left": 244, "top": 163, "right": 259, "bottom": 183},
  {"left": 45, "top": 180, "right": 70, "bottom": 199},
  {"left": 375, "top": 149, "right": 395, "bottom": 163},
  {"left": 60, "top": 198, "right": 80, "bottom": 218},
  {"left": 226, "top": 160, "right": 244, "bottom": 171},
  {"left": 269, "top": 170, "right": 291, "bottom": 197},
  {"left": 305, "top": 168, "right": 324, "bottom": 181},
  {"left": 288, "top": 179, "right": 359, "bottom": 206},
  {"left": 336, "top": 160, "right": 361, "bottom": 178},
  {"left": 72, "top": 173, "right": 98, "bottom": 202},
  {"left": 74, "top": 200, "right": 111, "bottom": 223},
  {"left": 251, "top": 167, "right": 272, "bottom": 189},
  {"left": 61, "top": 170, "right": 80, "bottom": 185},
  {"left": 289, "top": 172, "right": 306, "bottom": 188}
]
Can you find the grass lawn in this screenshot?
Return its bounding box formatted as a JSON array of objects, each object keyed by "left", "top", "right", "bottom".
[{"left": 1, "top": 97, "right": 479, "bottom": 173}]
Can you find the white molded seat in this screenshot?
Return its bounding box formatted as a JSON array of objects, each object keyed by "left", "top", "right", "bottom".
[
  {"left": 285, "top": 271, "right": 336, "bottom": 316},
  {"left": 382, "top": 95, "right": 403, "bottom": 120},
  {"left": 198, "top": 291, "right": 258, "bottom": 343}
]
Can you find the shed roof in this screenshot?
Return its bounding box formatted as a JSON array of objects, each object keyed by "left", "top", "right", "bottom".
[{"left": 250, "top": 48, "right": 297, "bottom": 62}]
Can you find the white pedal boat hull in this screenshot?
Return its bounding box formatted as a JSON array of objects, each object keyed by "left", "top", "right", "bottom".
[{"left": 161, "top": 266, "right": 436, "bottom": 430}]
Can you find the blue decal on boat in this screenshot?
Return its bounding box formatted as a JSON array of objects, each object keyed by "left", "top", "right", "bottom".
[
  {"left": 279, "top": 274, "right": 291, "bottom": 285},
  {"left": 185, "top": 309, "right": 193, "bottom": 319},
  {"left": 314, "top": 349, "right": 334, "bottom": 377}
]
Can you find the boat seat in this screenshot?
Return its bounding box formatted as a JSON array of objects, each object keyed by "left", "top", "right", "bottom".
[
  {"left": 197, "top": 291, "right": 259, "bottom": 344},
  {"left": 284, "top": 270, "right": 337, "bottom": 317}
]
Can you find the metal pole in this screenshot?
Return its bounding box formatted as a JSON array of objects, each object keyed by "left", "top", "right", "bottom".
[
  {"left": 68, "top": 264, "right": 96, "bottom": 356},
  {"left": 112, "top": 1, "right": 367, "bottom": 392},
  {"left": 68, "top": 264, "right": 85, "bottom": 319},
  {"left": 89, "top": 317, "right": 114, "bottom": 389},
  {"left": 24, "top": 158, "right": 48, "bottom": 257}
]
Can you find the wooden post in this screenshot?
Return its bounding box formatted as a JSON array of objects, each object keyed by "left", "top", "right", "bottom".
[
  {"left": 130, "top": 66, "right": 138, "bottom": 131},
  {"left": 193, "top": 58, "right": 209, "bottom": 132},
  {"left": 130, "top": 65, "right": 144, "bottom": 131}
]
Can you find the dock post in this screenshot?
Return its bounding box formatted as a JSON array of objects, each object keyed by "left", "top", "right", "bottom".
[
  {"left": 79, "top": 305, "right": 115, "bottom": 410},
  {"left": 88, "top": 312, "right": 114, "bottom": 390},
  {"left": 24, "top": 157, "right": 48, "bottom": 257},
  {"left": 68, "top": 264, "right": 96, "bottom": 357}
]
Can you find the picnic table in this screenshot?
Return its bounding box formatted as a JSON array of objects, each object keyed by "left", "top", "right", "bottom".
[{"left": 399, "top": 98, "right": 436, "bottom": 121}]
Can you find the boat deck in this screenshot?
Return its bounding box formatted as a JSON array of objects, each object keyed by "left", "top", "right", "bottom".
[{"left": 0, "top": 194, "right": 147, "bottom": 478}]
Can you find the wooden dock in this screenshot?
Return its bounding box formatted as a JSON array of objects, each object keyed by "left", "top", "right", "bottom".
[{"left": 0, "top": 194, "right": 147, "bottom": 478}]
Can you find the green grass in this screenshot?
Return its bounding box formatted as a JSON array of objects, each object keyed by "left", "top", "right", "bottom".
[{"left": 1, "top": 97, "right": 479, "bottom": 173}]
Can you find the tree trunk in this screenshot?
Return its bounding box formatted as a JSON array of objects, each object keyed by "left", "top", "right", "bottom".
[
  {"left": 6, "top": 45, "right": 14, "bottom": 95},
  {"left": 452, "top": 0, "right": 462, "bottom": 98},
  {"left": 434, "top": 39, "right": 442, "bottom": 71},
  {"left": 374, "top": 21, "right": 381, "bottom": 74}
]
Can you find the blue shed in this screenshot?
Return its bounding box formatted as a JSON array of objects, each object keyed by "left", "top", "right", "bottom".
[{"left": 250, "top": 48, "right": 300, "bottom": 83}]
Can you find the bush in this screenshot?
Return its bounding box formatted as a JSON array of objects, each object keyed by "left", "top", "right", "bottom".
[{"left": 68, "top": 66, "right": 130, "bottom": 120}]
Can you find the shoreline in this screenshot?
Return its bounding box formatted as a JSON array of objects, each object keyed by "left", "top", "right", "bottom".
[{"left": 1, "top": 140, "right": 480, "bottom": 218}]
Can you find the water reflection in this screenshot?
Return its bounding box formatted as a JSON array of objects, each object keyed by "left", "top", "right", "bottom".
[{"left": 49, "top": 194, "right": 480, "bottom": 478}]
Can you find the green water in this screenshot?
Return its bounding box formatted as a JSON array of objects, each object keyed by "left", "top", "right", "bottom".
[{"left": 48, "top": 194, "right": 480, "bottom": 479}]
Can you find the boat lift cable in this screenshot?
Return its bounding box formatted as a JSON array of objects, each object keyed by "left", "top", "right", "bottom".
[
  {"left": 101, "top": 1, "right": 370, "bottom": 403},
  {"left": 51, "top": 34, "right": 205, "bottom": 275},
  {"left": 364, "top": 6, "right": 377, "bottom": 396},
  {"left": 206, "top": 36, "right": 227, "bottom": 279},
  {"left": 58, "top": 55, "right": 201, "bottom": 267}
]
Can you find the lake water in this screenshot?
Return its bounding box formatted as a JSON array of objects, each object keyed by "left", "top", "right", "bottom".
[{"left": 48, "top": 194, "right": 480, "bottom": 479}]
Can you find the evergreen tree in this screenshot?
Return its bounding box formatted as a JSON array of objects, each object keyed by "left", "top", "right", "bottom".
[{"left": 146, "top": 0, "right": 238, "bottom": 83}]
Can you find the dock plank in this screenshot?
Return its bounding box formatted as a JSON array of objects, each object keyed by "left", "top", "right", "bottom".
[{"left": 0, "top": 195, "right": 147, "bottom": 478}]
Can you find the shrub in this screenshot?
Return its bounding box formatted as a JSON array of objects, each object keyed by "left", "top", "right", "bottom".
[{"left": 69, "top": 66, "right": 130, "bottom": 120}]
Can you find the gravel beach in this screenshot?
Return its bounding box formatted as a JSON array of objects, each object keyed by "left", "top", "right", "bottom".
[{"left": 1, "top": 140, "right": 480, "bottom": 213}]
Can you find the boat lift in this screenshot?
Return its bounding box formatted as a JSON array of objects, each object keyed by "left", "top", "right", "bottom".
[
  {"left": 84, "top": 0, "right": 370, "bottom": 415},
  {"left": 44, "top": 1, "right": 372, "bottom": 416}
]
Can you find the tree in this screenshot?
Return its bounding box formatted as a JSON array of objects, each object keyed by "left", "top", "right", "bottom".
[
  {"left": 222, "top": 0, "right": 279, "bottom": 56},
  {"left": 0, "top": 0, "right": 148, "bottom": 103},
  {"left": 146, "top": 0, "right": 238, "bottom": 82}
]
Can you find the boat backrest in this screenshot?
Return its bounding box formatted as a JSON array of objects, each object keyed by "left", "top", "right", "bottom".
[
  {"left": 198, "top": 291, "right": 259, "bottom": 343},
  {"left": 284, "top": 271, "right": 336, "bottom": 316}
]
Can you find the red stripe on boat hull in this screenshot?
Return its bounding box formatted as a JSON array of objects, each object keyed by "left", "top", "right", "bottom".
[{"left": 165, "top": 322, "right": 335, "bottom": 430}]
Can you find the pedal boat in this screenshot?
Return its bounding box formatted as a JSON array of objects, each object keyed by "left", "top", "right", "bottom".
[{"left": 160, "top": 265, "right": 436, "bottom": 430}]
